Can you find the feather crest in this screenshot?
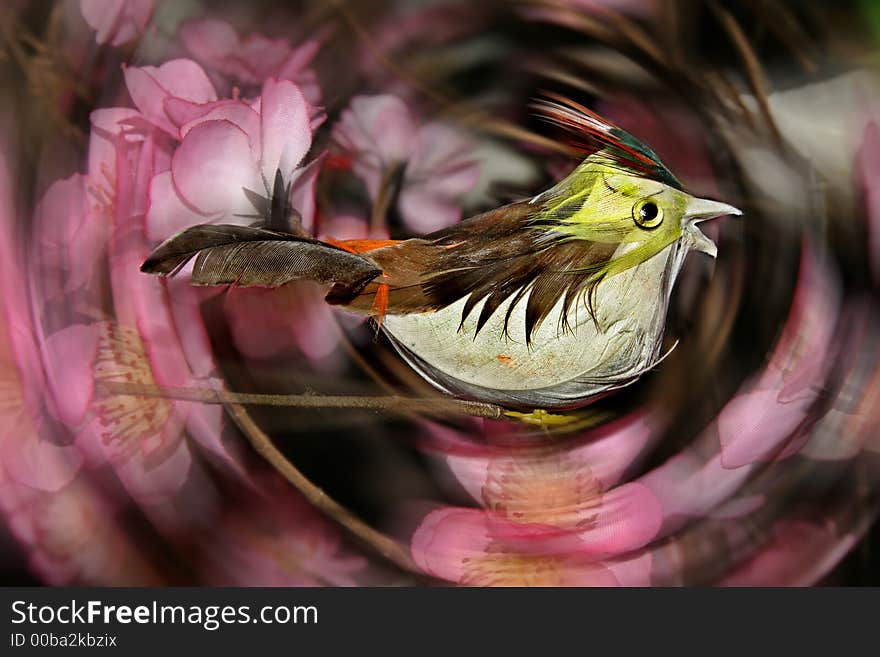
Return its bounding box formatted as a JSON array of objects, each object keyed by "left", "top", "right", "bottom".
[{"left": 532, "top": 93, "right": 682, "bottom": 189}]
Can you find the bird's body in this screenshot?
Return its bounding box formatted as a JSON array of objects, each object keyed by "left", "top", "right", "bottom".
[
  {"left": 382, "top": 235, "right": 683, "bottom": 407},
  {"left": 141, "top": 97, "right": 740, "bottom": 410}
]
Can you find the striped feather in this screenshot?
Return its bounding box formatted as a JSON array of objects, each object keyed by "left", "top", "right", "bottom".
[{"left": 532, "top": 93, "right": 682, "bottom": 190}]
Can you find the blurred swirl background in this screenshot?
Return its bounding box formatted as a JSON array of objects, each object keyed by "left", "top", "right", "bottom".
[{"left": 1, "top": 0, "right": 879, "bottom": 586}]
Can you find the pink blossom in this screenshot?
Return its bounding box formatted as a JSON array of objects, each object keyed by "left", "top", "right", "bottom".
[
  {"left": 641, "top": 450, "right": 756, "bottom": 537},
  {"left": 140, "top": 76, "right": 328, "bottom": 361},
  {"left": 0, "top": 472, "right": 161, "bottom": 585},
  {"left": 34, "top": 107, "right": 158, "bottom": 303},
  {"left": 1, "top": 138, "right": 160, "bottom": 585},
  {"left": 0, "top": 308, "right": 82, "bottom": 494},
  {"left": 0, "top": 151, "right": 82, "bottom": 494},
  {"left": 36, "top": 109, "right": 229, "bottom": 509},
  {"left": 80, "top": 0, "right": 155, "bottom": 47},
  {"left": 179, "top": 18, "right": 322, "bottom": 104},
  {"left": 410, "top": 469, "right": 662, "bottom": 584},
  {"left": 408, "top": 410, "right": 666, "bottom": 584},
  {"left": 411, "top": 507, "right": 654, "bottom": 586},
  {"left": 332, "top": 94, "right": 481, "bottom": 234},
  {"left": 123, "top": 60, "right": 219, "bottom": 139},
  {"left": 717, "top": 241, "right": 840, "bottom": 467},
  {"left": 145, "top": 77, "right": 317, "bottom": 241},
  {"left": 222, "top": 284, "right": 345, "bottom": 363},
  {"left": 432, "top": 413, "right": 661, "bottom": 531}
]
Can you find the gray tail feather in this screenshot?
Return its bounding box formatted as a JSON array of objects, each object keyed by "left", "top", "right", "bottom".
[{"left": 141, "top": 224, "right": 382, "bottom": 300}]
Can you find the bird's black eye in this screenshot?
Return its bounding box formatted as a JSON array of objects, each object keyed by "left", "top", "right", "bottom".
[{"left": 633, "top": 200, "right": 663, "bottom": 229}]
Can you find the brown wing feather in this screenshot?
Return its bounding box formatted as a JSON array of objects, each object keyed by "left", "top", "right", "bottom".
[
  {"left": 142, "top": 224, "right": 382, "bottom": 297},
  {"left": 338, "top": 201, "right": 617, "bottom": 342}
]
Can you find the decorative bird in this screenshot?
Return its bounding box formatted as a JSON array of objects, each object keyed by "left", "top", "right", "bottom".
[{"left": 141, "top": 96, "right": 740, "bottom": 410}]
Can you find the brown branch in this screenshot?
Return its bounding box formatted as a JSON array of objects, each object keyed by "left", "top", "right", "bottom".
[
  {"left": 746, "top": 0, "right": 817, "bottom": 74},
  {"left": 95, "top": 381, "right": 463, "bottom": 574},
  {"left": 96, "top": 381, "right": 506, "bottom": 420},
  {"left": 224, "top": 400, "right": 420, "bottom": 574},
  {"left": 709, "top": 1, "right": 782, "bottom": 145}
]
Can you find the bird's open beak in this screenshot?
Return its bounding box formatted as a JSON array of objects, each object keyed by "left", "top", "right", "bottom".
[
  {"left": 685, "top": 198, "right": 742, "bottom": 223},
  {"left": 683, "top": 198, "right": 741, "bottom": 258}
]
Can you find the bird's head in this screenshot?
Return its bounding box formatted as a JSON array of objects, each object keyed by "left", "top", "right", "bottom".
[{"left": 532, "top": 96, "right": 741, "bottom": 278}]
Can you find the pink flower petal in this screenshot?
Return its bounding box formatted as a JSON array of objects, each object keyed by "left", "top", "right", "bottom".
[
  {"left": 124, "top": 60, "right": 217, "bottom": 136},
  {"left": 34, "top": 175, "right": 107, "bottom": 295},
  {"left": 642, "top": 452, "right": 754, "bottom": 535},
  {"left": 411, "top": 507, "right": 490, "bottom": 581},
  {"left": 115, "top": 430, "right": 193, "bottom": 505},
  {"left": 576, "top": 482, "right": 663, "bottom": 555},
  {"left": 604, "top": 553, "right": 654, "bottom": 587},
  {"left": 259, "top": 78, "right": 312, "bottom": 185},
  {"left": 239, "top": 36, "right": 291, "bottom": 81},
  {"left": 288, "top": 154, "right": 323, "bottom": 232},
  {"left": 411, "top": 506, "right": 651, "bottom": 586},
  {"left": 4, "top": 433, "right": 82, "bottom": 493},
  {"left": 176, "top": 101, "right": 261, "bottom": 158},
  {"left": 80, "top": 0, "right": 155, "bottom": 46},
  {"left": 171, "top": 120, "right": 262, "bottom": 218},
  {"left": 277, "top": 40, "right": 321, "bottom": 80},
  {"left": 408, "top": 123, "right": 478, "bottom": 181},
  {"left": 41, "top": 323, "right": 101, "bottom": 428},
  {"left": 398, "top": 187, "right": 464, "bottom": 233},
  {"left": 333, "top": 95, "right": 417, "bottom": 178},
  {"left": 718, "top": 389, "right": 813, "bottom": 468},
  {"left": 145, "top": 171, "right": 205, "bottom": 242},
  {"left": 224, "top": 283, "right": 342, "bottom": 361},
  {"left": 89, "top": 108, "right": 142, "bottom": 177},
  {"left": 178, "top": 18, "right": 240, "bottom": 68}
]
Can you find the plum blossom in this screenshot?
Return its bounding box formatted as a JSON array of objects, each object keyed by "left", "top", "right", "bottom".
[
  {"left": 332, "top": 94, "right": 482, "bottom": 234},
  {"left": 0, "top": 150, "right": 82, "bottom": 494},
  {"left": 145, "top": 76, "right": 318, "bottom": 241},
  {"left": 123, "top": 59, "right": 219, "bottom": 139},
  {"left": 179, "top": 18, "right": 322, "bottom": 104},
  {"left": 0, "top": 294, "right": 82, "bottom": 494},
  {"left": 412, "top": 508, "right": 654, "bottom": 586},
  {"left": 715, "top": 241, "right": 840, "bottom": 468},
  {"left": 410, "top": 415, "right": 665, "bottom": 585},
  {"left": 1, "top": 472, "right": 162, "bottom": 585},
  {"left": 222, "top": 284, "right": 345, "bottom": 363},
  {"left": 80, "top": 0, "right": 155, "bottom": 47},
  {"left": 137, "top": 72, "right": 338, "bottom": 363},
  {"left": 1, "top": 142, "right": 160, "bottom": 585},
  {"left": 435, "top": 413, "right": 660, "bottom": 530},
  {"left": 36, "top": 108, "right": 227, "bottom": 510},
  {"left": 34, "top": 107, "right": 163, "bottom": 305},
  {"left": 138, "top": 74, "right": 331, "bottom": 362}
]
